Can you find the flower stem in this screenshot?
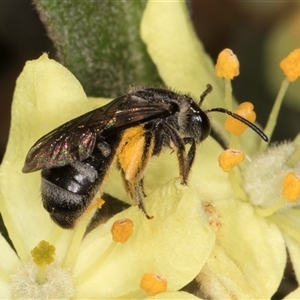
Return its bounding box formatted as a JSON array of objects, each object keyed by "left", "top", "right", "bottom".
[
  {"left": 260, "top": 78, "right": 289, "bottom": 151},
  {"left": 229, "top": 135, "right": 240, "bottom": 150},
  {"left": 228, "top": 171, "right": 248, "bottom": 201},
  {"left": 224, "top": 79, "right": 233, "bottom": 111},
  {"left": 255, "top": 196, "right": 286, "bottom": 217}
]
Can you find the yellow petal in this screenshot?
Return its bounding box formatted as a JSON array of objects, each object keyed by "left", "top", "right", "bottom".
[
  {"left": 0, "top": 234, "right": 21, "bottom": 298},
  {"left": 146, "top": 291, "right": 203, "bottom": 299},
  {"left": 73, "top": 179, "right": 215, "bottom": 298},
  {"left": 141, "top": 0, "right": 262, "bottom": 155},
  {"left": 0, "top": 54, "right": 91, "bottom": 259},
  {"left": 270, "top": 209, "right": 300, "bottom": 282},
  {"left": 197, "top": 199, "right": 286, "bottom": 299},
  {"left": 189, "top": 137, "right": 231, "bottom": 199},
  {"left": 140, "top": 0, "right": 225, "bottom": 112}
]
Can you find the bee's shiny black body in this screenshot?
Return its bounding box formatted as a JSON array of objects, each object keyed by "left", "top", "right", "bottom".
[{"left": 23, "top": 86, "right": 267, "bottom": 228}]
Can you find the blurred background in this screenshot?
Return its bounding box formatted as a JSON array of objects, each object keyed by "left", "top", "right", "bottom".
[
  {"left": 1, "top": 1, "right": 300, "bottom": 161},
  {"left": 0, "top": 1, "right": 298, "bottom": 298}
]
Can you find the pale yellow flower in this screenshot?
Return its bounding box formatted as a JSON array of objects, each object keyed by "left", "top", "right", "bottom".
[{"left": 0, "top": 54, "right": 214, "bottom": 299}]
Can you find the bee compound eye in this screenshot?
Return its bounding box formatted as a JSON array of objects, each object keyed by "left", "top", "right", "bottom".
[
  {"left": 187, "top": 111, "right": 211, "bottom": 142},
  {"left": 199, "top": 111, "right": 211, "bottom": 141}
]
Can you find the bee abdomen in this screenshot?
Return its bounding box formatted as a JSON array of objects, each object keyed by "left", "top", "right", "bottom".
[{"left": 41, "top": 161, "right": 101, "bottom": 229}]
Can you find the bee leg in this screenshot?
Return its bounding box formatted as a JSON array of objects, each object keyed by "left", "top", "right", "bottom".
[
  {"left": 133, "top": 131, "right": 154, "bottom": 218},
  {"left": 183, "top": 137, "right": 196, "bottom": 176},
  {"left": 117, "top": 128, "right": 154, "bottom": 219},
  {"left": 134, "top": 181, "right": 153, "bottom": 219},
  {"left": 165, "top": 126, "right": 189, "bottom": 185}
]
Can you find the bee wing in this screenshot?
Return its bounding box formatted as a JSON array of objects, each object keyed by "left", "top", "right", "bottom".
[{"left": 23, "top": 93, "right": 173, "bottom": 173}]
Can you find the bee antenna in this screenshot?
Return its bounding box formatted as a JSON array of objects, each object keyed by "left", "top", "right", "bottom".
[
  {"left": 207, "top": 107, "right": 268, "bottom": 142},
  {"left": 199, "top": 84, "right": 213, "bottom": 106}
]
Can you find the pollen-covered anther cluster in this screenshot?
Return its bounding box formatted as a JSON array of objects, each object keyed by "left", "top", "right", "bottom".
[
  {"left": 218, "top": 149, "right": 245, "bottom": 173},
  {"left": 215, "top": 48, "right": 240, "bottom": 80},
  {"left": 139, "top": 272, "right": 168, "bottom": 296},
  {"left": 282, "top": 172, "right": 300, "bottom": 202},
  {"left": 111, "top": 218, "right": 134, "bottom": 243},
  {"left": 224, "top": 102, "right": 256, "bottom": 136},
  {"left": 280, "top": 48, "right": 300, "bottom": 82}
]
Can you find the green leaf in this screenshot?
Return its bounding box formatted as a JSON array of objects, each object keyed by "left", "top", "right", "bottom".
[{"left": 34, "top": 0, "right": 160, "bottom": 97}]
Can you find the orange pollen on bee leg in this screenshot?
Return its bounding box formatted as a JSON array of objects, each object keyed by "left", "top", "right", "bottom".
[
  {"left": 282, "top": 172, "right": 300, "bottom": 202},
  {"left": 218, "top": 149, "right": 244, "bottom": 172},
  {"left": 224, "top": 102, "right": 256, "bottom": 136},
  {"left": 111, "top": 218, "right": 134, "bottom": 243},
  {"left": 139, "top": 273, "right": 168, "bottom": 296},
  {"left": 86, "top": 198, "right": 105, "bottom": 214}
]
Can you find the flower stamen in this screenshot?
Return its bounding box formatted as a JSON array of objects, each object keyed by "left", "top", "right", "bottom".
[
  {"left": 225, "top": 102, "right": 256, "bottom": 136},
  {"left": 215, "top": 48, "right": 239, "bottom": 112},
  {"left": 255, "top": 196, "right": 286, "bottom": 217},
  {"left": 218, "top": 149, "right": 244, "bottom": 173},
  {"left": 256, "top": 172, "right": 300, "bottom": 217},
  {"left": 215, "top": 48, "right": 240, "bottom": 80},
  {"left": 260, "top": 49, "right": 300, "bottom": 151},
  {"left": 139, "top": 273, "right": 167, "bottom": 296},
  {"left": 282, "top": 172, "right": 300, "bottom": 202},
  {"left": 259, "top": 78, "right": 289, "bottom": 151},
  {"left": 31, "top": 240, "right": 56, "bottom": 284},
  {"left": 111, "top": 218, "right": 134, "bottom": 243},
  {"left": 218, "top": 149, "right": 248, "bottom": 200},
  {"left": 279, "top": 48, "right": 300, "bottom": 82}
]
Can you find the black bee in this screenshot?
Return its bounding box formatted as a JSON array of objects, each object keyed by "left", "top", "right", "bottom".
[{"left": 22, "top": 85, "right": 267, "bottom": 228}]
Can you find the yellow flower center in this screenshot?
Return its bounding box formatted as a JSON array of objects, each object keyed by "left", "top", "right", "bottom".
[
  {"left": 243, "top": 143, "right": 300, "bottom": 217},
  {"left": 11, "top": 241, "right": 74, "bottom": 298}
]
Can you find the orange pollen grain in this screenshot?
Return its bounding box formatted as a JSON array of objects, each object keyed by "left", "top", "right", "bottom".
[
  {"left": 111, "top": 218, "right": 134, "bottom": 243},
  {"left": 139, "top": 273, "right": 168, "bottom": 296},
  {"left": 215, "top": 48, "right": 240, "bottom": 80},
  {"left": 224, "top": 102, "right": 256, "bottom": 135},
  {"left": 279, "top": 48, "right": 300, "bottom": 82},
  {"left": 218, "top": 149, "right": 244, "bottom": 172},
  {"left": 282, "top": 172, "right": 300, "bottom": 202},
  {"left": 86, "top": 197, "right": 105, "bottom": 214}
]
